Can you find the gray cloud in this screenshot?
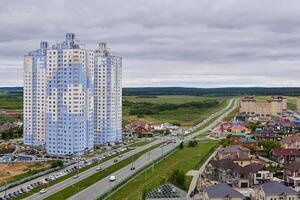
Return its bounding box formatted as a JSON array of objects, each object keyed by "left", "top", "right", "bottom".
[{"left": 0, "top": 0, "right": 300, "bottom": 87}]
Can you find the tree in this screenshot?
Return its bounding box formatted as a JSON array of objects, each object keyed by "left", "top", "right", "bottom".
[
  {"left": 51, "top": 160, "right": 64, "bottom": 168},
  {"left": 258, "top": 140, "right": 281, "bottom": 157},
  {"left": 179, "top": 142, "right": 184, "bottom": 149},
  {"left": 168, "top": 169, "right": 185, "bottom": 189},
  {"left": 188, "top": 140, "right": 197, "bottom": 147}
]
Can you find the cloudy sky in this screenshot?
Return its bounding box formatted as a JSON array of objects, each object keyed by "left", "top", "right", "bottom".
[{"left": 0, "top": 0, "right": 300, "bottom": 87}]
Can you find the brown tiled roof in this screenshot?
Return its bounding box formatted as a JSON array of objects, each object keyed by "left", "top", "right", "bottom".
[
  {"left": 285, "top": 161, "right": 300, "bottom": 172},
  {"left": 281, "top": 135, "right": 300, "bottom": 144},
  {"left": 272, "top": 148, "right": 298, "bottom": 156},
  {"left": 209, "top": 159, "right": 265, "bottom": 174}
]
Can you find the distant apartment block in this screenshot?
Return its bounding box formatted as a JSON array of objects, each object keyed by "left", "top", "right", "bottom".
[
  {"left": 23, "top": 33, "right": 122, "bottom": 155},
  {"left": 240, "top": 96, "right": 287, "bottom": 118},
  {"left": 94, "top": 42, "right": 122, "bottom": 145}
]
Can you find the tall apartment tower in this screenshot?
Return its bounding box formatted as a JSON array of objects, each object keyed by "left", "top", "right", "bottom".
[
  {"left": 94, "top": 42, "right": 122, "bottom": 145},
  {"left": 23, "top": 41, "right": 48, "bottom": 146},
  {"left": 45, "top": 33, "right": 94, "bottom": 155}
]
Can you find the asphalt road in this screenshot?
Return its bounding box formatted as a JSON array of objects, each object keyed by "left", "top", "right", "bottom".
[
  {"left": 67, "top": 99, "right": 238, "bottom": 200},
  {"left": 69, "top": 141, "right": 179, "bottom": 200},
  {"left": 20, "top": 98, "right": 237, "bottom": 200},
  {"left": 24, "top": 139, "right": 163, "bottom": 200}
]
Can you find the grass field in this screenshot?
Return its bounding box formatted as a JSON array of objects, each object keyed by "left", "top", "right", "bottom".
[
  {"left": 123, "top": 95, "right": 226, "bottom": 104},
  {"left": 128, "top": 140, "right": 152, "bottom": 148},
  {"left": 109, "top": 140, "right": 219, "bottom": 200},
  {"left": 255, "top": 96, "right": 297, "bottom": 110},
  {"left": 0, "top": 95, "right": 22, "bottom": 110},
  {"left": 44, "top": 142, "right": 164, "bottom": 200},
  {"left": 123, "top": 95, "right": 230, "bottom": 126}
]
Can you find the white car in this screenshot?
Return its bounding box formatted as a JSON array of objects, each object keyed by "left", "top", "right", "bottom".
[
  {"left": 109, "top": 175, "right": 116, "bottom": 181},
  {"left": 39, "top": 189, "right": 46, "bottom": 194},
  {"left": 96, "top": 167, "right": 101, "bottom": 171},
  {"left": 73, "top": 174, "right": 79, "bottom": 179}
]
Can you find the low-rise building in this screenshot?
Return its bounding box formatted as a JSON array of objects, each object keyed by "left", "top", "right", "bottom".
[
  {"left": 255, "top": 128, "right": 283, "bottom": 142},
  {"left": 200, "top": 183, "right": 244, "bottom": 200},
  {"left": 206, "top": 159, "right": 273, "bottom": 188},
  {"left": 281, "top": 134, "right": 300, "bottom": 149},
  {"left": 254, "top": 181, "right": 298, "bottom": 200},
  {"left": 271, "top": 148, "right": 299, "bottom": 164},
  {"left": 284, "top": 161, "right": 300, "bottom": 191},
  {"left": 216, "top": 145, "right": 251, "bottom": 160}
]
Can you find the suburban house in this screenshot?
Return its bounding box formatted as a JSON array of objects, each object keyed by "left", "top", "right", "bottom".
[
  {"left": 255, "top": 128, "right": 283, "bottom": 142},
  {"left": 238, "top": 137, "right": 257, "bottom": 150},
  {"left": 284, "top": 161, "right": 300, "bottom": 191},
  {"left": 271, "top": 148, "right": 299, "bottom": 164},
  {"left": 266, "top": 119, "right": 296, "bottom": 134},
  {"left": 200, "top": 183, "right": 245, "bottom": 200},
  {"left": 216, "top": 145, "right": 251, "bottom": 160},
  {"left": 281, "top": 134, "right": 300, "bottom": 149},
  {"left": 254, "top": 181, "right": 298, "bottom": 200},
  {"left": 205, "top": 159, "right": 273, "bottom": 188}
]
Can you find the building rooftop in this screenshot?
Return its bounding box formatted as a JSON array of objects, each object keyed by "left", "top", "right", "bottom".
[
  {"left": 204, "top": 183, "right": 244, "bottom": 198},
  {"left": 145, "top": 183, "right": 188, "bottom": 200},
  {"left": 258, "top": 181, "right": 298, "bottom": 196}
]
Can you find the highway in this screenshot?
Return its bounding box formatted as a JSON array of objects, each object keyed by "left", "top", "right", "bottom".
[
  {"left": 19, "top": 98, "right": 237, "bottom": 200},
  {"left": 24, "top": 139, "right": 164, "bottom": 200},
  {"left": 66, "top": 99, "right": 238, "bottom": 200}
]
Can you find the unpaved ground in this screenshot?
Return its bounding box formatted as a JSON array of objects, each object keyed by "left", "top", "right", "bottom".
[{"left": 0, "top": 162, "right": 50, "bottom": 185}]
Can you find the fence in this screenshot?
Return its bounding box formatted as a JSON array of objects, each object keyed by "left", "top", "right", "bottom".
[
  {"left": 0, "top": 161, "right": 75, "bottom": 192},
  {"left": 96, "top": 144, "right": 180, "bottom": 200}
]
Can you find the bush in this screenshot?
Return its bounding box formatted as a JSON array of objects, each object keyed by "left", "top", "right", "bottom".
[
  {"left": 188, "top": 140, "right": 198, "bottom": 147},
  {"left": 51, "top": 160, "right": 64, "bottom": 168},
  {"left": 168, "top": 169, "right": 185, "bottom": 189}
]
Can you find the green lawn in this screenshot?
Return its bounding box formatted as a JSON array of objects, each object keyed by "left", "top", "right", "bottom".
[
  {"left": 0, "top": 95, "right": 23, "bottom": 110},
  {"left": 123, "top": 95, "right": 226, "bottom": 104},
  {"left": 255, "top": 96, "right": 297, "bottom": 110},
  {"left": 124, "top": 96, "right": 229, "bottom": 126},
  {"left": 108, "top": 140, "right": 219, "bottom": 200},
  {"left": 128, "top": 140, "right": 152, "bottom": 148},
  {"left": 44, "top": 142, "right": 164, "bottom": 200}
]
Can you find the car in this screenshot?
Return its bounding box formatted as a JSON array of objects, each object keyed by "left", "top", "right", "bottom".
[
  {"left": 39, "top": 189, "right": 46, "bottom": 194},
  {"left": 130, "top": 166, "right": 136, "bottom": 170},
  {"left": 109, "top": 175, "right": 116, "bottom": 181},
  {"left": 96, "top": 167, "right": 101, "bottom": 171},
  {"left": 8, "top": 193, "right": 14, "bottom": 198},
  {"left": 118, "top": 154, "right": 123, "bottom": 158},
  {"left": 113, "top": 159, "right": 118, "bottom": 163},
  {"left": 73, "top": 174, "right": 79, "bottom": 179}
]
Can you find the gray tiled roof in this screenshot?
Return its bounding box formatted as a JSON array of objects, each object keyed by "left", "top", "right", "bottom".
[
  {"left": 259, "top": 181, "right": 298, "bottom": 196},
  {"left": 204, "top": 183, "right": 244, "bottom": 198}
]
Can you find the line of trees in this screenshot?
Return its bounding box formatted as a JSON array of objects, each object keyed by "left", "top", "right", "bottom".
[{"left": 124, "top": 99, "right": 219, "bottom": 116}]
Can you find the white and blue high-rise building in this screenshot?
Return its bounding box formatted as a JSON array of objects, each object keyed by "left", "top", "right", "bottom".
[
  {"left": 45, "top": 33, "right": 94, "bottom": 155},
  {"left": 94, "top": 42, "right": 122, "bottom": 145},
  {"left": 23, "top": 41, "right": 48, "bottom": 146},
  {"left": 24, "top": 34, "right": 122, "bottom": 155}
]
